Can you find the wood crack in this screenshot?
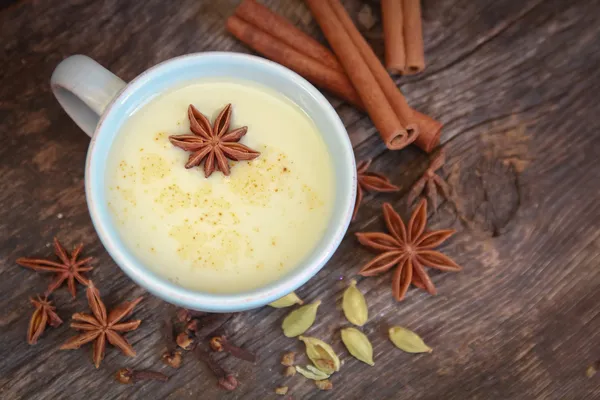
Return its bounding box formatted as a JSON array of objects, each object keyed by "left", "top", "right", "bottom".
[{"left": 410, "top": 0, "right": 548, "bottom": 84}]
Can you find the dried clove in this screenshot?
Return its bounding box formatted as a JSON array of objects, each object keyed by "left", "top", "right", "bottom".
[
  {"left": 194, "top": 341, "right": 237, "bottom": 391},
  {"left": 185, "top": 319, "right": 199, "bottom": 333},
  {"left": 162, "top": 350, "right": 183, "bottom": 368},
  {"left": 162, "top": 317, "right": 176, "bottom": 350},
  {"left": 209, "top": 335, "right": 257, "bottom": 363},
  {"left": 176, "top": 308, "right": 208, "bottom": 323},
  {"left": 191, "top": 313, "right": 234, "bottom": 340},
  {"left": 182, "top": 312, "right": 243, "bottom": 391},
  {"left": 176, "top": 332, "right": 194, "bottom": 350},
  {"left": 161, "top": 317, "right": 183, "bottom": 367},
  {"left": 196, "top": 343, "right": 226, "bottom": 377},
  {"left": 176, "top": 308, "right": 191, "bottom": 323},
  {"left": 115, "top": 368, "right": 169, "bottom": 384}
]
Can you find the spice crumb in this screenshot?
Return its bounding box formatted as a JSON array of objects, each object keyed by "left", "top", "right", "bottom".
[
  {"left": 586, "top": 361, "right": 599, "bottom": 378},
  {"left": 209, "top": 336, "right": 224, "bottom": 352},
  {"left": 275, "top": 386, "right": 289, "bottom": 395},
  {"left": 281, "top": 351, "right": 296, "bottom": 366},
  {"left": 283, "top": 366, "right": 296, "bottom": 377},
  {"left": 315, "top": 379, "right": 333, "bottom": 391},
  {"left": 115, "top": 368, "right": 169, "bottom": 384}
]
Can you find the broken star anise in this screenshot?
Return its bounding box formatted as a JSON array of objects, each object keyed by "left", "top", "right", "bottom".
[
  {"left": 16, "top": 237, "right": 93, "bottom": 298},
  {"left": 169, "top": 104, "right": 260, "bottom": 178},
  {"left": 28, "top": 295, "right": 63, "bottom": 345},
  {"left": 353, "top": 159, "right": 400, "bottom": 221},
  {"left": 60, "top": 281, "right": 143, "bottom": 368},
  {"left": 407, "top": 148, "right": 452, "bottom": 211},
  {"left": 356, "top": 199, "right": 461, "bottom": 301}
]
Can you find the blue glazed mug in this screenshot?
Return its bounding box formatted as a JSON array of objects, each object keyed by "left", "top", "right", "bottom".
[{"left": 51, "top": 53, "right": 356, "bottom": 312}]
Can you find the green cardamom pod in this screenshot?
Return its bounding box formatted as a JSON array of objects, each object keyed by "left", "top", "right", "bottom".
[
  {"left": 268, "top": 292, "right": 303, "bottom": 308},
  {"left": 299, "top": 336, "right": 340, "bottom": 374},
  {"left": 340, "top": 327, "right": 374, "bottom": 366},
  {"left": 295, "top": 365, "right": 330, "bottom": 381},
  {"left": 342, "top": 279, "right": 368, "bottom": 326},
  {"left": 389, "top": 326, "right": 432, "bottom": 353},
  {"left": 282, "top": 301, "right": 321, "bottom": 337}
]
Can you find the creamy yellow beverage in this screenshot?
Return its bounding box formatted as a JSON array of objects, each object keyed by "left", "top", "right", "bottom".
[{"left": 106, "top": 80, "right": 335, "bottom": 293}]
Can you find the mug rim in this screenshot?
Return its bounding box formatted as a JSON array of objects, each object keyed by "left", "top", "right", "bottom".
[{"left": 86, "top": 52, "right": 356, "bottom": 312}]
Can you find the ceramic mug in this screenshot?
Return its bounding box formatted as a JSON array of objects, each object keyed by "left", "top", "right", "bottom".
[{"left": 51, "top": 53, "right": 356, "bottom": 312}]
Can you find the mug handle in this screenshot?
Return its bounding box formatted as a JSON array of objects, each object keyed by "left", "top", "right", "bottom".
[{"left": 51, "top": 55, "right": 126, "bottom": 137}]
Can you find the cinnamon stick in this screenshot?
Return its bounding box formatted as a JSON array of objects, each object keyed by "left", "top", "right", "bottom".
[
  {"left": 235, "top": 0, "right": 342, "bottom": 73},
  {"left": 328, "top": 0, "right": 418, "bottom": 147},
  {"left": 226, "top": 15, "right": 363, "bottom": 108},
  {"left": 403, "top": 0, "right": 425, "bottom": 74},
  {"left": 305, "top": 0, "right": 411, "bottom": 150},
  {"left": 228, "top": 2, "right": 442, "bottom": 152},
  {"left": 382, "top": 0, "right": 406, "bottom": 74},
  {"left": 411, "top": 110, "right": 441, "bottom": 152}
]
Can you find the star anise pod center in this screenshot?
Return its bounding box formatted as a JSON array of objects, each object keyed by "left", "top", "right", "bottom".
[{"left": 403, "top": 243, "right": 417, "bottom": 256}]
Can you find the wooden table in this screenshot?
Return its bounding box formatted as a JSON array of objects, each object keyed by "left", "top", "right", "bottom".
[{"left": 1, "top": 0, "right": 599, "bottom": 399}]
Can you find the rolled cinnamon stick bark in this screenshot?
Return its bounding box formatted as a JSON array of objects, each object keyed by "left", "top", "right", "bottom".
[
  {"left": 328, "top": 0, "right": 418, "bottom": 147},
  {"left": 305, "top": 0, "right": 410, "bottom": 150},
  {"left": 382, "top": 0, "right": 406, "bottom": 75},
  {"left": 235, "top": 0, "right": 342, "bottom": 73},
  {"left": 228, "top": 1, "right": 442, "bottom": 152},
  {"left": 403, "top": 0, "right": 425, "bottom": 74},
  {"left": 226, "top": 15, "right": 363, "bottom": 109},
  {"left": 411, "top": 110, "right": 441, "bottom": 152}
]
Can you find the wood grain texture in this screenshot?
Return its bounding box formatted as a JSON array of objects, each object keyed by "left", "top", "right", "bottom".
[{"left": 1, "top": 0, "right": 600, "bottom": 399}]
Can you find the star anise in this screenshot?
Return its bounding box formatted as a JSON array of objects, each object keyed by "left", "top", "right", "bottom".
[
  {"left": 407, "top": 148, "right": 452, "bottom": 211},
  {"left": 356, "top": 199, "right": 461, "bottom": 301},
  {"left": 353, "top": 159, "right": 400, "bottom": 221},
  {"left": 16, "top": 238, "right": 93, "bottom": 298},
  {"left": 28, "top": 295, "right": 63, "bottom": 345},
  {"left": 60, "top": 281, "right": 143, "bottom": 368},
  {"left": 169, "top": 104, "right": 260, "bottom": 178}
]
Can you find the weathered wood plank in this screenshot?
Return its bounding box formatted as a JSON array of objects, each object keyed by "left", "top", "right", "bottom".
[{"left": 1, "top": 0, "right": 599, "bottom": 399}]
